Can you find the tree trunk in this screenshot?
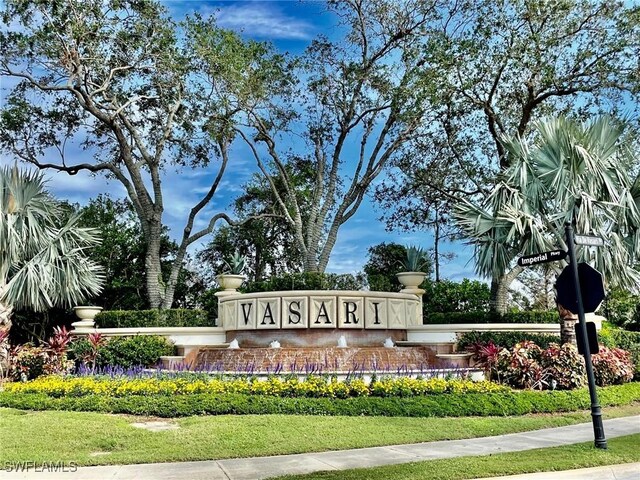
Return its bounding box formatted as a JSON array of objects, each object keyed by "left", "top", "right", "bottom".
[
  {"left": 490, "top": 266, "right": 524, "bottom": 314},
  {"left": 557, "top": 303, "right": 578, "bottom": 345},
  {"left": 144, "top": 223, "right": 166, "bottom": 309},
  {"left": 0, "top": 289, "right": 12, "bottom": 331},
  {"left": 490, "top": 277, "right": 509, "bottom": 314},
  {"left": 434, "top": 210, "right": 441, "bottom": 282}
]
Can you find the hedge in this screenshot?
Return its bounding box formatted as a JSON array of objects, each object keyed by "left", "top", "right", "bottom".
[
  {"left": 456, "top": 331, "right": 560, "bottom": 351},
  {"left": 1, "top": 382, "right": 638, "bottom": 417},
  {"left": 67, "top": 335, "right": 175, "bottom": 369},
  {"left": 425, "top": 311, "right": 558, "bottom": 324},
  {"left": 95, "top": 309, "right": 210, "bottom": 328}
]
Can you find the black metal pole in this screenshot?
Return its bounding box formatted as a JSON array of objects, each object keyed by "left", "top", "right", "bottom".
[{"left": 564, "top": 222, "right": 607, "bottom": 449}]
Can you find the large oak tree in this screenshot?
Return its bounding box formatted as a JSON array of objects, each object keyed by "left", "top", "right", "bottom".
[
  {"left": 376, "top": 0, "right": 640, "bottom": 309},
  {"left": 0, "top": 0, "right": 281, "bottom": 308}
]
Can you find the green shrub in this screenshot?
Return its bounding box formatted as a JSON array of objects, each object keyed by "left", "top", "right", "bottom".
[
  {"left": 244, "top": 272, "right": 365, "bottom": 293},
  {"left": 68, "top": 335, "right": 174, "bottom": 368},
  {"left": 9, "top": 345, "right": 47, "bottom": 381},
  {"left": 457, "top": 331, "right": 560, "bottom": 350},
  {"left": 1, "top": 382, "right": 638, "bottom": 417},
  {"left": 603, "top": 288, "right": 640, "bottom": 331},
  {"left": 599, "top": 325, "right": 640, "bottom": 380},
  {"left": 592, "top": 347, "right": 634, "bottom": 386},
  {"left": 427, "top": 311, "right": 558, "bottom": 325},
  {"left": 423, "top": 279, "right": 491, "bottom": 313},
  {"left": 95, "top": 309, "right": 210, "bottom": 328}
]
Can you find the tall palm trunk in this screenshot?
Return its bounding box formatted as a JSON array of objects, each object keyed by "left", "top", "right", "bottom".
[
  {"left": 557, "top": 303, "right": 578, "bottom": 345},
  {"left": 0, "top": 286, "right": 12, "bottom": 330}
]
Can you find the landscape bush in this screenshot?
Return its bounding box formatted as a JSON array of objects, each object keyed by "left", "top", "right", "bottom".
[
  {"left": 426, "top": 311, "right": 558, "bottom": 325},
  {"left": 603, "top": 288, "right": 640, "bottom": 331},
  {"left": 4, "top": 375, "right": 507, "bottom": 399},
  {"left": 457, "top": 331, "right": 560, "bottom": 350},
  {"left": 95, "top": 309, "right": 209, "bottom": 328},
  {"left": 599, "top": 325, "right": 640, "bottom": 380},
  {"left": 591, "top": 347, "right": 634, "bottom": 386},
  {"left": 422, "top": 279, "right": 491, "bottom": 313},
  {"left": 8, "top": 327, "right": 73, "bottom": 381},
  {"left": 244, "top": 272, "right": 365, "bottom": 293},
  {"left": 478, "top": 341, "right": 634, "bottom": 390},
  {"left": 1, "top": 382, "right": 638, "bottom": 418},
  {"left": 68, "top": 335, "right": 174, "bottom": 369}
]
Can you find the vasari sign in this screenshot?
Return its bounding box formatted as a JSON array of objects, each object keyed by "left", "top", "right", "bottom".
[{"left": 218, "top": 291, "right": 422, "bottom": 330}]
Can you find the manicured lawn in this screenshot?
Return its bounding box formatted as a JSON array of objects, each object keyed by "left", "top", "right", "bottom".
[
  {"left": 277, "top": 434, "right": 640, "bottom": 480},
  {"left": 0, "top": 404, "right": 638, "bottom": 467}
]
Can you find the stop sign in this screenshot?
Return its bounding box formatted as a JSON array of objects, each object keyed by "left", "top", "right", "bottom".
[{"left": 555, "top": 263, "right": 605, "bottom": 314}]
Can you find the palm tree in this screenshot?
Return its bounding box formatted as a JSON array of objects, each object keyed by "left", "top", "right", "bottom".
[
  {"left": 0, "top": 166, "right": 104, "bottom": 332},
  {"left": 454, "top": 117, "right": 640, "bottom": 341}
]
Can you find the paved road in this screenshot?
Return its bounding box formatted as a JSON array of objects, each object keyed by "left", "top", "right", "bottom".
[{"left": 0, "top": 416, "right": 638, "bottom": 479}]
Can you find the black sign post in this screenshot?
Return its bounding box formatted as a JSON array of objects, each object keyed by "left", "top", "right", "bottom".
[{"left": 564, "top": 222, "right": 607, "bottom": 449}]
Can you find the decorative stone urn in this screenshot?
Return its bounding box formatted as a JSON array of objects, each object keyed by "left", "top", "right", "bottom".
[
  {"left": 396, "top": 271, "right": 427, "bottom": 290},
  {"left": 72, "top": 306, "right": 103, "bottom": 329},
  {"left": 216, "top": 274, "right": 246, "bottom": 293}
]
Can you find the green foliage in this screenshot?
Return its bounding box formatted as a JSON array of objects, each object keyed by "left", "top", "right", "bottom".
[
  {"left": 599, "top": 325, "right": 640, "bottom": 380},
  {"left": 604, "top": 288, "right": 640, "bottom": 331},
  {"left": 1, "top": 383, "right": 638, "bottom": 418},
  {"left": 244, "top": 272, "right": 365, "bottom": 293},
  {"left": 363, "top": 243, "right": 408, "bottom": 291},
  {"left": 454, "top": 117, "right": 640, "bottom": 289},
  {"left": 75, "top": 195, "right": 206, "bottom": 310},
  {"left": 9, "top": 345, "right": 46, "bottom": 381},
  {"left": 95, "top": 309, "right": 209, "bottom": 328},
  {"left": 457, "top": 331, "right": 560, "bottom": 351},
  {"left": 0, "top": 166, "right": 104, "bottom": 316},
  {"left": 423, "top": 279, "right": 491, "bottom": 313},
  {"left": 426, "top": 311, "right": 558, "bottom": 325},
  {"left": 592, "top": 347, "right": 635, "bottom": 386},
  {"left": 493, "top": 342, "right": 585, "bottom": 390},
  {"left": 68, "top": 336, "right": 174, "bottom": 369},
  {"left": 222, "top": 252, "right": 246, "bottom": 275},
  {"left": 402, "top": 246, "right": 431, "bottom": 272}
]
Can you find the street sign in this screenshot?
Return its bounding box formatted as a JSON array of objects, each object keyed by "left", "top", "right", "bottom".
[
  {"left": 574, "top": 235, "right": 605, "bottom": 247},
  {"left": 517, "top": 250, "right": 567, "bottom": 267},
  {"left": 575, "top": 321, "right": 600, "bottom": 355},
  {"left": 555, "top": 263, "right": 605, "bottom": 314}
]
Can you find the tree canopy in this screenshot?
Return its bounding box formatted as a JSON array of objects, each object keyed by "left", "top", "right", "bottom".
[
  {"left": 454, "top": 116, "right": 640, "bottom": 312},
  {"left": 0, "top": 0, "right": 282, "bottom": 308}
]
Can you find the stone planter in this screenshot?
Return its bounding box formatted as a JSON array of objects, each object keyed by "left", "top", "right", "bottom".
[
  {"left": 72, "top": 306, "right": 103, "bottom": 329},
  {"left": 396, "top": 271, "right": 427, "bottom": 289},
  {"left": 216, "top": 274, "right": 246, "bottom": 292}
]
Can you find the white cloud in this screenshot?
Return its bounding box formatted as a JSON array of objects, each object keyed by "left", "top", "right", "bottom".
[{"left": 205, "top": 2, "right": 314, "bottom": 40}]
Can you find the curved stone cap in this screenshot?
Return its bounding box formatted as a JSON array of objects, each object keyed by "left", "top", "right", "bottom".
[{"left": 218, "top": 290, "right": 422, "bottom": 331}]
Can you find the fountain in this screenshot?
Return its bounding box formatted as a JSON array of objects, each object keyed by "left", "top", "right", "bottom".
[{"left": 337, "top": 335, "right": 348, "bottom": 348}]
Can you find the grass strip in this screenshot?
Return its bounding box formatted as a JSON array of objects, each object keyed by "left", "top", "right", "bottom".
[
  {"left": 0, "top": 405, "right": 638, "bottom": 467},
  {"left": 277, "top": 434, "right": 640, "bottom": 480}
]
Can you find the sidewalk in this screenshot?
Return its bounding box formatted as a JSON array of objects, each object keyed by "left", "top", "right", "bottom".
[
  {"left": 475, "top": 463, "right": 640, "bottom": 480},
  {"left": 1, "top": 416, "right": 638, "bottom": 480}
]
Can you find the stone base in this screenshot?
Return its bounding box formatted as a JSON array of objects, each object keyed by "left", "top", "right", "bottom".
[{"left": 194, "top": 345, "right": 442, "bottom": 373}]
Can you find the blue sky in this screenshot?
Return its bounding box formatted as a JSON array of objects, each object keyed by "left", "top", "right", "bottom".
[{"left": 0, "top": 0, "right": 477, "bottom": 281}]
